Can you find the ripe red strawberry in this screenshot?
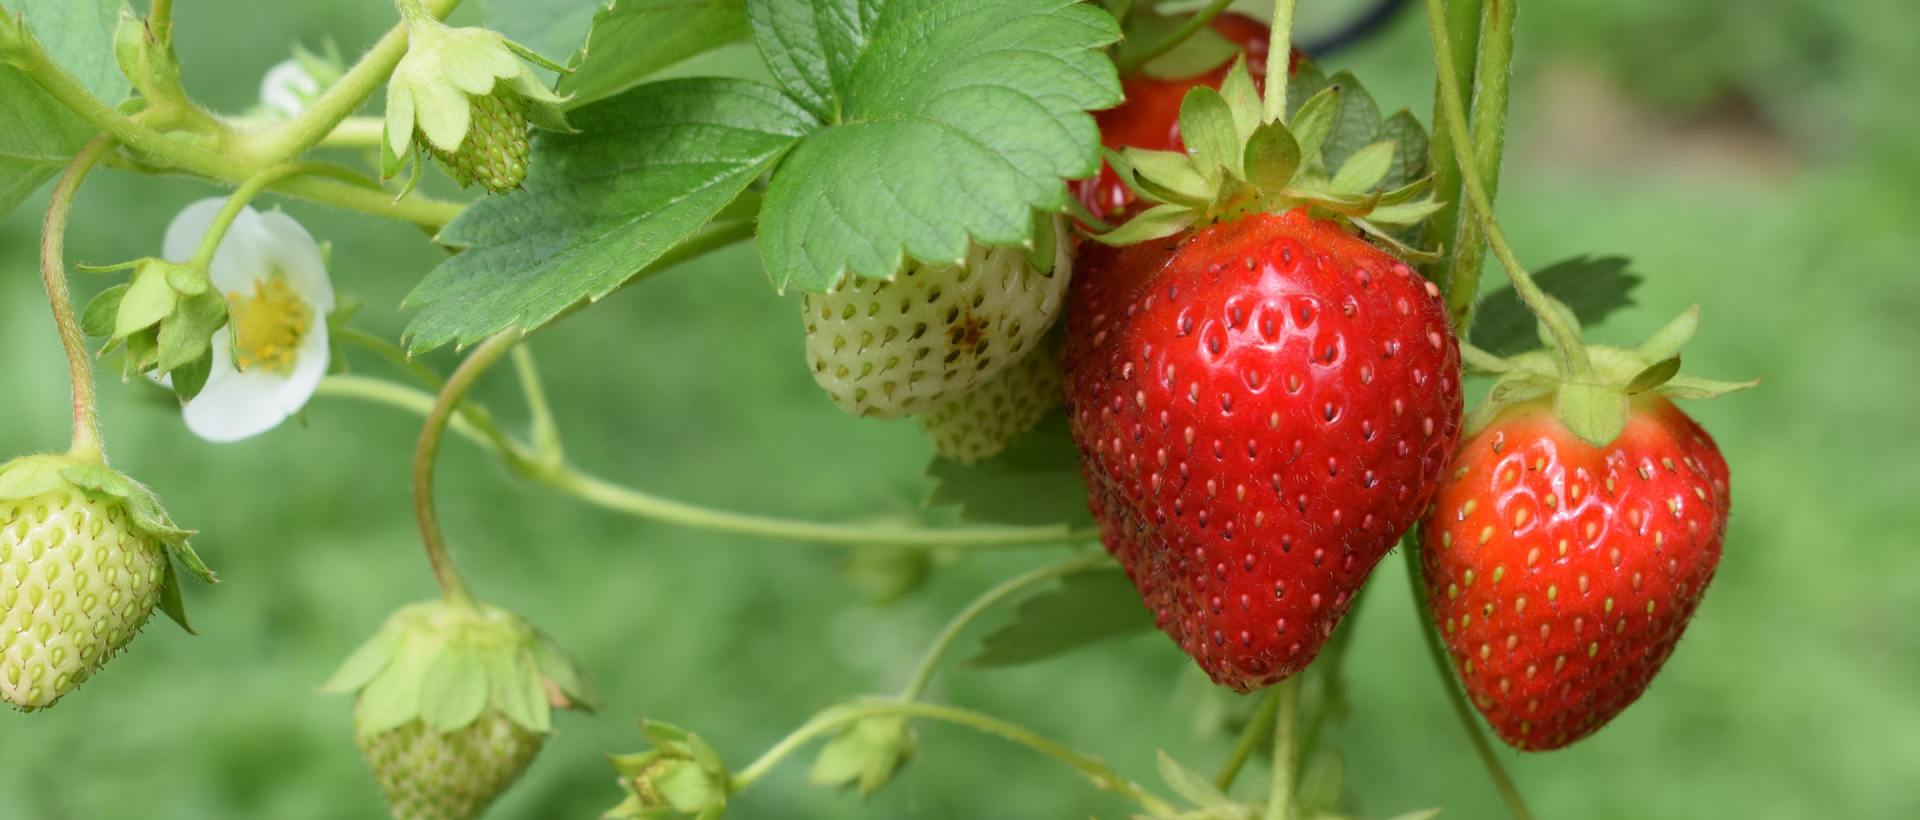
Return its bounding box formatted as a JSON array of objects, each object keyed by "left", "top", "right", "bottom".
[
  {"left": 1420, "top": 396, "right": 1730, "bottom": 750},
  {"left": 1064, "top": 208, "right": 1461, "bottom": 690},
  {"left": 1073, "top": 14, "right": 1301, "bottom": 221}
]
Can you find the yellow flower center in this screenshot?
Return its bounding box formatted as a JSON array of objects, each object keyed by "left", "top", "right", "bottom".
[{"left": 227, "top": 276, "right": 312, "bottom": 375}]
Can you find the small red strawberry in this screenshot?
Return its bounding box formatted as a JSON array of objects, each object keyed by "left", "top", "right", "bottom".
[
  {"left": 1073, "top": 13, "right": 1301, "bottom": 221},
  {"left": 1065, "top": 209, "right": 1460, "bottom": 690},
  {"left": 1420, "top": 307, "right": 1752, "bottom": 750}
]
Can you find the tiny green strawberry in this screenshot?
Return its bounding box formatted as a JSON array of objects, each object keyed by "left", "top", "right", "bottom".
[
  {"left": 809, "top": 714, "right": 915, "bottom": 798},
  {"left": 382, "top": 13, "right": 569, "bottom": 194},
  {"left": 0, "top": 453, "right": 213, "bottom": 711},
  {"left": 325, "top": 599, "right": 596, "bottom": 820},
  {"left": 916, "top": 344, "right": 1061, "bottom": 463},
  {"left": 605, "top": 720, "right": 731, "bottom": 820},
  {"left": 802, "top": 216, "right": 1072, "bottom": 419}
]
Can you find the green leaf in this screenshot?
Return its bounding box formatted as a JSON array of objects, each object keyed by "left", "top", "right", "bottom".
[
  {"left": 79, "top": 283, "right": 126, "bottom": 337},
  {"left": 1328, "top": 140, "right": 1396, "bottom": 195},
  {"left": 403, "top": 77, "right": 811, "bottom": 352},
  {"left": 969, "top": 567, "right": 1153, "bottom": 668},
  {"left": 1470, "top": 255, "right": 1643, "bottom": 357},
  {"left": 560, "top": 0, "right": 750, "bottom": 107},
  {"left": 419, "top": 647, "right": 490, "bottom": 731},
  {"left": 752, "top": 0, "right": 1122, "bottom": 292},
  {"left": 9, "top": 0, "right": 126, "bottom": 101},
  {"left": 0, "top": 5, "right": 115, "bottom": 218},
  {"left": 927, "top": 412, "right": 1091, "bottom": 528},
  {"left": 1114, "top": 6, "right": 1236, "bottom": 80}
]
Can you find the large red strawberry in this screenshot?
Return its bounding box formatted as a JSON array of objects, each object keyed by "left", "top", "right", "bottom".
[
  {"left": 1073, "top": 13, "right": 1301, "bottom": 221},
  {"left": 1065, "top": 209, "right": 1460, "bottom": 690},
  {"left": 1418, "top": 307, "right": 1751, "bottom": 750}
]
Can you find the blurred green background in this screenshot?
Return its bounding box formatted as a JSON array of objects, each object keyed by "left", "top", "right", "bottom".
[{"left": 2, "top": 1, "right": 1916, "bottom": 818}]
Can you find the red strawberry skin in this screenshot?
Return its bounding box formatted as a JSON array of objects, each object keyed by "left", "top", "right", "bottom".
[
  {"left": 1420, "top": 397, "right": 1730, "bottom": 750},
  {"left": 1074, "top": 14, "right": 1299, "bottom": 220},
  {"left": 1064, "top": 209, "right": 1462, "bottom": 690}
]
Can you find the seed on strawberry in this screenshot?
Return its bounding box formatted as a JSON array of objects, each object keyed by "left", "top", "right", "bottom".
[
  {"left": 325, "top": 599, "right": 596, "bottom": 820},
  {"left": 917, "top": 345, "right": 1062, "bottom": 463},
  {"left": 0, "top": 454, "right": 212, "bottom": 711},
  {"left": 803, "top": 219, "right": 1071, "bottom": 419},
  {"left": 426, "top": 88, "right": 533, "bottom": 194},
  {"left": 1065, "top": 208, "right": 1461, "bottom": 691}
]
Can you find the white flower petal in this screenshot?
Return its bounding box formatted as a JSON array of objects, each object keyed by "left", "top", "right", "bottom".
[
  {"left": 164, "top": 199, "right": 272, "bottom": 293},
  {"left": 256, "top": 210, "right": 336, "bottom": 312},
  {"left": 260, "top": 59, "right": 320, "bottom": 119},
  {"left": 181, "top": 322, "right": 330, "bottom": 443}
]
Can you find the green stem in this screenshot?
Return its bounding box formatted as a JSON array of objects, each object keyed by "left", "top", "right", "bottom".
[
  {"left": 1215, "top": 686, "right": 1283, "bottom": 791},
  {"left": 316, "top": 375, "right": 497, "bottom": 452},
  {"left": 512, "top": 345, "right": 565, "bottom": 465},
  {"left": 899, "top": 553, "right": 1109, "bottom": 700},
  {"left": 1423, "top": 0, "right": 1588, "bottom": 378},
  {"left": 730, "top": 700, "right": 1177, "bottom": 815},
  {"left": 318, "top": 376, "right": 1087, "bottom": 550},
  {"left": 1293, "top": 581, "right": 1367, "bottom": 783},
  {"left": 412, "top": 332, "right": 518, "bottom": 606},
  {"left": 1419, "top": 0, "right": 1482, "bottom": 280},
  {"left": 336, "top": 327, "right": 447, "bottom": 390},
  {"left": 1440, "top": 0, "right": 1516, "bottom": 337},
  {"left": 1402, "top": 535, "right": 1534, "bottom": 820},
  {"left": 149, "top": 0, "right": 175, "bottom": 45},
  {"left": 189, "top": 163, "right": 327, "bottom": 268},
  {"left": 39, "top": 136, "right": 117, "bottom": 462},
  {"left": 1263, "top": 676, "right": 1302, "bottom": 820},
  {"left": 241, "top": 0, "right": 460, "bottom": 163},
  {"left": 1264, "top": 0, "right": 1298, "bottom": 123},
  {"left": 1112, "top": 0, "right": 1235, "bottom": 76}
]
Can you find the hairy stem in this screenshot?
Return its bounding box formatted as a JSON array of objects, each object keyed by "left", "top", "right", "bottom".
[
  {"left": 189, "top": 163, "right": 330, "bottom": 268},
  {"left": 1263, "top": 676, "right": 1302, "bottom": 820},
  {"left": 150, "top": 0, "right": 175, "bottom": 45},
  {"left": 39, "top": 137, "right": 117, "bottom": 461},
  {"left": 731, "top": 700, "right": 1177, "bottom": 815},
  {"left": 1423, "top": 0, "right": 1588, "bottom": 377},
  {"left": 319, "top": 376, "right": 1087, "bottom": 550},
  {"left": 1403, "top": 535, "right": 1534, "bottom": 820},
  {"left": 412, "top": 332, "right": 518, "bottom": 606},
  {"left": 1419, "top": 0, "right": 1482, "bottom": 279},
  {"left": 1215, "top": 685, "right": 1283, "bottom": 791},
  {"left": 1264, "top": 0, "right": 1299, "bottom": 123},
  {"left": 242, "top": 0, "right": 461, "bottom": 163},
  {"left": 899, "top": 553, "right": 1109, "bottom": 700},
  {"left": 1440, "top": 0, "right": 1516, "bottom": 336},
  {"left": 1112, "top": 0, "right": 1236, "bottom": 76}
]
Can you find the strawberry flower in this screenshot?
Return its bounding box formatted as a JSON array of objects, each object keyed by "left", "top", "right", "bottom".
[{"left": 161, "top": 199, "right": 334, "bottom": 442}]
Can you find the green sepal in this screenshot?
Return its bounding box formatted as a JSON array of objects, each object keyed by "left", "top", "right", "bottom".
[
  {"left": 1155, "top": 750, "right": 1235, "bottom": 811},
  {"left": 1659, "top": 374, "right": 1760, "bottom": 400},
  {"left": 53, "top": 460, "right": 215, "bottom": 592},
  {"left": 156, "top": 561, "right": 193, "bottom": 633},
  {"left": 1288, "top": 86, "right": 1340, "bottom": 166},
  {"left": 1626, "top": 356, "right": 1682, "bottom": 394},
  {"left": 1329, "top": 140, "right": 1396, "bottom": 195},
  {"left": 116, "top": 261, "right": 180, "bottom": 339},
  {"left": 0, "top": 455, "right": 74, "bottom": 501},
  {"left": 330, "top": 599, "right": 592, "bottom": 737},
  {"left": 1242, "top": 120, "right": 1302, "bottom": 195},
  {"left": 169, "top": 354, "right": 212, "bottom": 403},
  {"left": 1638, "top": 305, "right": 1700, "bottom": 361},
  {"left": 1554, "top": 381, "right": 1629, "bottom": 447},
  {"left": 606, "top": 720, "right": 731, "bottom": 819},
  {"left": 155, "top": 291, "right": 228, "bottom": 374},
  {"left": 809, "top": 716, "right": 915, "bottom": 798},
  {"left": 1091, "top": 203, "right": 1197, "bottom": 245},
  {"left": 533, "top": 631, "right": 600, "bottom": 712},
  {"left": 81, "top": 284, "right": 129, "bottom": 338},
  {"left": 1179, "top": 86, "right": 1239, "bottom": 182}
]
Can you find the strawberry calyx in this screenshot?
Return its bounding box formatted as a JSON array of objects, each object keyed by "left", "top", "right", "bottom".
[
  {"left": 323, "top": 599, "right": 598, "bottom": 736},
  {"left": 606, "top": 720, "right": 732, "bottom": 819},
  {"left": 0, "top": 452, "right": 214, "bottom": 632},
  {"left": 1094, "top": 57, "right": 1443, "bottom": 260},
  {"left": 1462, "top": 305, "right": 1757, "bottom": 446}
]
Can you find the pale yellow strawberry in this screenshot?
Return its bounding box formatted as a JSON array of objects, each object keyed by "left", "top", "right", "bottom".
[{"left": 917, "top": 345, "right": 1061, "bottom": 463}]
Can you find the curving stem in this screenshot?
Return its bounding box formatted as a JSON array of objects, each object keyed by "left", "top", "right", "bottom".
[
  {"left": 39, "top": 136, "right": 117, "bottom": 462},
  {"left": 411, "top": 331, "right": 519, "bottom": 606}
]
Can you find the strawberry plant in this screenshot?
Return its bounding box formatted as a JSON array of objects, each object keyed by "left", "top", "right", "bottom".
[{"left": 0, "top": 0, "right": 1766, "bottom": 818}]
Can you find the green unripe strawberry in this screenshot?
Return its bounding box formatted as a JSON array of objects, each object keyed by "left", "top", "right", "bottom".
[
  {"left": 382, "top": 17, "right": 570, "bottom": 195},
  {"left": 917, "top": 344, "right": 1061, "bottom": 463},
  {"left": 358, "top": 711, "right": 543, "bottom": 820},
  {"left": 0, "top": 454, "right": 213, "bottom": 711},
  {"left": 802, "top": 218, "right": 1072, "bottom": 419},
  {"left": 326, "top": 599, "right": 596, "bottom": 820},
  {"left": 426, "top": 88, "right": 533, "bottom": 194}
]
